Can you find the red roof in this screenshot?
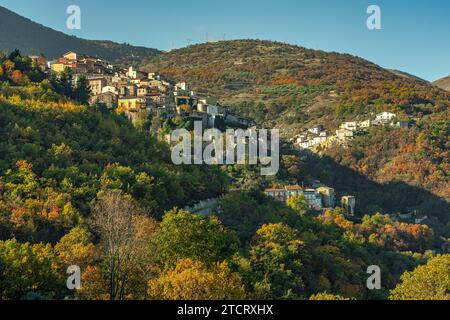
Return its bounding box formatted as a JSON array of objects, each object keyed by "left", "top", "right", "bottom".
[{"left": 285, "top": 185, "right": 303, "bottom": 191}]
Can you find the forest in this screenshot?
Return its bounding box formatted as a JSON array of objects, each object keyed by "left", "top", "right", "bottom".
[{"left": 0, "top": 49, "right": 449, "bottom": 300}]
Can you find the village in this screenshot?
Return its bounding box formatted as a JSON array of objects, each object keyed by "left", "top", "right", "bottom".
[
  {"left": 36, "top": 51, "right": 256, "bottom": 131},
  {"left": 293, "top": 111, "right": 412, "bottom": 152}
]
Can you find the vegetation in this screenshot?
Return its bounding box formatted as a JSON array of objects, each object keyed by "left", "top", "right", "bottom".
[{"left": 0, "top": 48, "right": 448, "bottom": 301}]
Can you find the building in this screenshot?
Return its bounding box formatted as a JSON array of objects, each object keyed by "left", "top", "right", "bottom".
[
  {"left": 336, "top": 128, "right": 354, "bottom": 141},
  {"left": 63, "top": 52, "right": 77, "bottom": 61},
  {"left": 317, "top": 187, "right": 335, "bottom": 208},
  {"left": 50, "top": 62, "right": 65, "bottom": 73},
  {"left": 102, "top": 86, "right": 118, "bottom": 94},
  {"left": 340, "top": 122, "right": 358, "bottom": 131},
  {"left": 341, "top": 196, "right": 356, "bottom": 215},
  {"left": 359, "top": 119, "right": 372, "bottom": 128},
  {"left": 118, "top": 97, "right": 148, "bottom": 112},
  {"left": 376, "top": 112, "right": 397, "bottom": 123},
  {"left": 303, "top": 189, "right": 323, "bottom": 210},
  {"left": 264, "top": 185, "right": 324, "bottom": 210},
  {"left": 90, "top": 92, "right": 118, "bottom": 109},
  {"left": 308, "top": 125, "right": 324, "bottom": 135},
  {"left": 393, "top": 121, "right": 409, "bottom": 128},
  {"left": 88, "top": 77, "right": 107, "bottom": 96}
]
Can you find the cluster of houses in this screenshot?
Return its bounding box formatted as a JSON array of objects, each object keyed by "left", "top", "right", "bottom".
[
  {"left": 294, "top": 112, "right": 411, "bottom": 151},
  {"left": 38, "top": 51, "right": 255, "bottom": 129},
  {"left": 264, "top": 184, "right": 356, "bottom": 215}
]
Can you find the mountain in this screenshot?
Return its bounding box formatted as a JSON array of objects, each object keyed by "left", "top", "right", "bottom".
[
  {"left": 433, "top": 76, "right": 450, "bottom": 92},
  {"left": 0, "top": 6, "right": 160, "bottom": 64},
  {"left": 144, "top": 40, "right": 450, "bottom": 208}
]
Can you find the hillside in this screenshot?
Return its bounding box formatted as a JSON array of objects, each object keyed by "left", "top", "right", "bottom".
[
  {"left": 144, "top": 40, "right": 450, "bottom": 204},
  {"left": 0, "top": 6, "right": 160, "bottom": 64},
  {"left": 433, "top": 76, "right": 450, "bottom": 92}
]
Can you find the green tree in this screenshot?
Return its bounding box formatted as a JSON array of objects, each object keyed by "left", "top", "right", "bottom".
[
  {"left": 154, "top": 208, "right": 238, "bottom": 268},
  {"left": 390, "top": 255, "right": 450, "bottom": 300},
  {"left": 0, "top": 239, "right": 62, "bottom": 299},
  {"left": 287, "top": 194, "right": 310, "bottom": 215},
  {"left": 249, "top": 223, "right": 305, "bottom": 299}
]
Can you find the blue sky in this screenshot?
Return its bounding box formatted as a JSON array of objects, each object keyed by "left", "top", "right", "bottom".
[{"left": 1, "top": 0, "right": 449, "bottom": 81}]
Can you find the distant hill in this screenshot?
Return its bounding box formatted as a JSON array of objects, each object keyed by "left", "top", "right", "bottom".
[
  {"left": 0, "top": 6, "right": 160, "bottom": 64},
  {"left": 433, "top": 76, "right": 450, "bottom": 92}
]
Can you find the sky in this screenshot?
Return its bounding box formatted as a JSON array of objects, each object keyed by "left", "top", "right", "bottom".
[{"left": 0, "top": 0, "right": 449, "bottom": 81}]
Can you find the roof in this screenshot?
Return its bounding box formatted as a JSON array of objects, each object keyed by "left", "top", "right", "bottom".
[
  {"left": 285, "top": 185, "right": 303, "bottom": 191},
  {"left": 264, "top": 189, "right": 286, "bottom": 193}
]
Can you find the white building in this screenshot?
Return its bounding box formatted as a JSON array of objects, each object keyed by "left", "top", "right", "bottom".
[
  {"left": 340, "top": 122, "right": 358, "bottom": 131},
  {"left": 359, "top": 119, "right": 372, "bottom": 128},
  {"left": 376, "top": 112, "right": 397, "bottom": 122},
  {"left": 102, "top": 86, "right": 118, "bottom": 94},
  {"left": 126, "top": 66, "right": 137, "bottom": 79}
]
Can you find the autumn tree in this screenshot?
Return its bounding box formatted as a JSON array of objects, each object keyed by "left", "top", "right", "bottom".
[
  {"left": 148, "top": 259, "right": 246, "bottom": 300},
  {"left": 390, "top": 255, "right": 450, "bottom": 300},
  {"left": 54, "top": 226, "right": 96, "bottom": 269}
]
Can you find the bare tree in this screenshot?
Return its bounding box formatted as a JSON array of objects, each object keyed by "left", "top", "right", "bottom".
[{"left": 91, "top": 191, "right": 145, "bottom": 300}]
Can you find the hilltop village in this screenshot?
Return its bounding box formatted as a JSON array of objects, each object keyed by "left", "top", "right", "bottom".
[{"left": 43, "top": 51, "right": 256, "bottom": 130}]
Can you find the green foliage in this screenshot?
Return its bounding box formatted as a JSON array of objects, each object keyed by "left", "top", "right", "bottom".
[
  {"left": 0, "top": 238, "right": 62, "bottom": 299},
  {"left": 390, "top": 255, "right": 450, "bottom": 300},
  {"left": 153, "top": 209, "right": 238, "bottom": 268}
]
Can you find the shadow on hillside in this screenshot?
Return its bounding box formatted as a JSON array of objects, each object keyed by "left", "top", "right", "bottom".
[{"left": 301, "top": 151, "right": 449, "bottom": 223}]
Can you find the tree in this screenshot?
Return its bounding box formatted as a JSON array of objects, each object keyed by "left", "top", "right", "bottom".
[
  {"left": 74, "top": 75, "right": 91, "bottom": 104},
  {"left": 148, "top": 259, "right": 246, "bottom": 300},
  {"left": 249, "top": 223, "right": 305, "bottom": 299},
  {"left": 153, "top": 208, "right": 238, "bottom": 268},
  {"left": 390, "top": 255, "right": 450, "bottom": 300},
  {"left": 0, "top": 239, "right": 62, "bottom": 299},
  {"left": 309, "top": 292, "right": 351, "bottom": 300},
  {"left": 91, "top": 191, "right": 156, "bottom": 300},
  {"left": 287, "top": 194, "right": 310, "bottom": 215},
  {"left": 54, "top": 226, "right": 96, "bottom": 268}
]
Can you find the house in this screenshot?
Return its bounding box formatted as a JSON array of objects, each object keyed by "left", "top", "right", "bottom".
[
  {"left": 102, "top": 86, "right": 118, "bottom": 94},
  {"left": 376, "top": 112, "right": 397, "bottom": 123},
  {"left": 341, "top": 196, "right": 356, "bottom": 215},
  {"left": 336, "top": 128, "right": 354, "bottom": 141},
  {"left": 264, "top": 185, "right": 324, "bottom": 210},
  {"left": 126, "top": 66, "right": 138, "bottom": 79},
  {"left": 137, "top": 87, "right": 149, "bottom": 96},
  {"left": 50, "top": 62, "right": 65, "bottom": 73},
  {"left": 118, "top": 96, "right": 148, "bottom": 112},
  {"left": 359, "top": 119, "right": 372, "bottom": 128},
  {"left": 303, "top": 189, "right": 323, "bottom": 210},
  {"left": 88, "top": 77, "right": 107, "bottom": 96},
  {"left": 392, "top": 121, "right": 409, "bottom": 129},
  {"left": 308, "top": 125, "right": 324, "bottom": 135},
  {"left": 90, "top": 92, "right": 118, "bottom": 109},
  {"left": 63, "top": 52, "right": 77, "bottom": 61},
  {"left": 317, "top": 187, "right": 335, "bottom": 208},
  {"left": 340, "top": 122, "right": 358, "bottom": 131}
]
